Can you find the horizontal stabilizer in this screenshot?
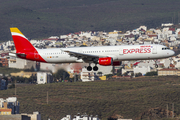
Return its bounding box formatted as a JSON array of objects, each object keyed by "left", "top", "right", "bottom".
[{"left": 9, "top": 52, "right": 26, "bottom": 58}]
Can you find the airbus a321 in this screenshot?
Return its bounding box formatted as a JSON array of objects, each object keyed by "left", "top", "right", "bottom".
[{"left": 10, "top": 27, "right": 175, "bottom": 71}]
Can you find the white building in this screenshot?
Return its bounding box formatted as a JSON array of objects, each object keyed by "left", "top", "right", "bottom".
[
  {"left": 9, "top": 57, "right": 36, "bottom": 69},
  {"left": 133, "top": 60, "right": 155, "bottom": 75},
  {"left": 21, "top": 111, "right": 41, "bottom": 120},
  {"left": 159, "top": 59, "right": 171, "bottom": 68},
  {"left": 137, "top": 60, "right": 155, "bottom": 68},
  {"left": 30, "top": 40, "right": 40, "bottom": 44},
  {"left": 108, "top": 32, "right": 119, "bottom": 38},
  {"left": 60, "top": 35, "right": 68, "bottom": 39},
  {"left": 0, "top": 112, "right": 41, "bottom": 120},
  {"left": 81, "top": 67, "right": 96, "bottom": 82},
  {"left": 61, "top": 115, "right": 71, "bottom": 120},
  {"left": 133, "top": 66, "right": 151, "bottom": 75},
  {"left": 138, "top": 26, "right": 147, "bottom": 31},
  {"left": 176, "top": 28, "right": 180, "bottom": 38},
  {"left": 79, "top": 31, "right": 92, "bottom": 38},
  {"left": 37, "top": 72, "right": 53, "bottom": 84},
  {"left": 161, "top": 23, "right": 174, "bottom": 27},
  {"left": 0, "top": 97, "right": 19, "bottom": 114},
  {"left": 61, "top": 114, "right": 100, "bottom": 120}
]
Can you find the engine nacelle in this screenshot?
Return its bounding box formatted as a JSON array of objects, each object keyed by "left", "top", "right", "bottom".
[
  {"left": 99, "top": 57, "right": 122, "bottom": 66},
  {"left": 99, "top": 57, "right": 112, "bottom": 66}
]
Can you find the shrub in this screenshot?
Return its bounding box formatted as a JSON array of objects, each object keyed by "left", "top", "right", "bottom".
[{"left": 145, "top": 71, "right": 158, "bottom": 76}]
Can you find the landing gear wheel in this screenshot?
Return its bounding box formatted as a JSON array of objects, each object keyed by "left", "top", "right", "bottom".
[
  {"left": 155, "top": 64, "right": 158, "bottom": 68},
  {"left": 93, "top": 66, "right": 98, "bottom": 71},
  {"left": 87, "top": 66, "right": 92, "bottom": 71}
]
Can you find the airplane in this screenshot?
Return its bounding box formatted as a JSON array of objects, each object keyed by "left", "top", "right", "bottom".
[{"left": 10, "top": 27, "right": 175, "bottom": 71}]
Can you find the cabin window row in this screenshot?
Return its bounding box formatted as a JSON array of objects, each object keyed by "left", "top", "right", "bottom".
[
  {"left": 45, "top": 50, "right": 119, "bottom": 55},
  {"left": 83, "top": 50, "right": 118, "bottom": 53}
]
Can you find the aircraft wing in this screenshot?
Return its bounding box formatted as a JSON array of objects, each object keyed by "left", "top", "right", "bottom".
[{"left": 64, "top": 50, "right": 107, "bottom": 62}]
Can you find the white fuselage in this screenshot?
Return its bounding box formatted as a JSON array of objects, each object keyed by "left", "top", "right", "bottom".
[{"left": 36, "top": 44, "right": 175, "bottom": 63}]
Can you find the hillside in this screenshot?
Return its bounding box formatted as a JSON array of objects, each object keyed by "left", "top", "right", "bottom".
[
  {"left": 0, "top": 0, "right": 180, "bottom": 41},
  {"left": 1, "top": 76, "right": 180, "bottom": 120}
]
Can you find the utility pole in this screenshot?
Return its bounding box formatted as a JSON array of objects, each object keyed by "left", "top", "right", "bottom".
[
  {"left": 172, "top": 103, "right": 174, "bottom": 118},
  {"left": 15, "top": 79, "right": 16, "bottom": 97},
  {"left": 167, "top": 104, "right": 168, "bottom": 118},
  {"left": 47, "top": 91, "right": 48, "bottom": 104},
  {"left": 74, "top": 73, "right": 76, "bottom": 82}
]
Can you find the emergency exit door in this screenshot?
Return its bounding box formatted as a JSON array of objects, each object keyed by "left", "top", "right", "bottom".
[{"left": 152, "top": 46, "right": 157, "bottom": 54}]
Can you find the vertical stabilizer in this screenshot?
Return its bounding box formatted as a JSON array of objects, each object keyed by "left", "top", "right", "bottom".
[
  {"left": 10, "top": 27, "right": 46, "bottom": 62},
  {"left": 10, "top": 27, "right": 36, "bottom": 53}
]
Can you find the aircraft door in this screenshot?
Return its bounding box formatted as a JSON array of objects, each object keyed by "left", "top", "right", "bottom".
[
  {"left": 152, "top": 46, "right": 157, "bottom": 54},
  {"left": 78, "top": 49, "right": 82, "bottom": 53},
  {"left": 119, "top": 48, "right": 123, "bottom": 55}
]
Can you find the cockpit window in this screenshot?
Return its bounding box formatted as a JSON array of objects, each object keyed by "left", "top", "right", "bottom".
[{"left": 162, "top": 47, "right": 170, "bottom": 50}]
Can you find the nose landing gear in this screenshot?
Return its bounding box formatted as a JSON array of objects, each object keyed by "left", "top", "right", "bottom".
[
  {"left": 154, "top": 60, "right": 158, "bottom": 68},
  {"left": 155, "top": 64, "right": 158, "bottom": 68}
]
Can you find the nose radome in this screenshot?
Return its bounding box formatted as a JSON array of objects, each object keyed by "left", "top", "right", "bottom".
[{"left": 170, "top": 50, "right": 175, "bottom": 56}]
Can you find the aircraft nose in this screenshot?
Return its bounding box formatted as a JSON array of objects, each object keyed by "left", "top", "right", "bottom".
[
  {"left": 164, "top": 50, "right": 175, "bottom": 57},
  {"left": 170, "top": 50, "right": 175, "bottom": 56}
]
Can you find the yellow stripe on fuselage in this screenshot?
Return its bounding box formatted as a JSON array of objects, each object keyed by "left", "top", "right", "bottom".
[{"left": 10, "top": 27, "right": 24, "bottom": 35}]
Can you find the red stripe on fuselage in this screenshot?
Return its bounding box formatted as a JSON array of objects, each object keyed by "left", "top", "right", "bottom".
[{"left": 17, "top": 52, "right": 47, "bottom": 62}]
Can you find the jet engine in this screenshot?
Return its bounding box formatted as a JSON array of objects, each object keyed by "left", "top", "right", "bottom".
[
  {"left": 99, "top": 57, "right": 122, "bottom": 66},
  {"left": 99, "top": 57, "right": 112, "bottom": 66}
]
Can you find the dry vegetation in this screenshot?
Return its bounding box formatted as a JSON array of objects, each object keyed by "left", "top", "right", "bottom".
[{"left": 1, "top": 76, "right": 180, "bottom": 120}]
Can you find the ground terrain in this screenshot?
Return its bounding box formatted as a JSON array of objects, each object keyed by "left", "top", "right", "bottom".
[{"left": 1, "top": 76, "right": 180, "bottom": 120}]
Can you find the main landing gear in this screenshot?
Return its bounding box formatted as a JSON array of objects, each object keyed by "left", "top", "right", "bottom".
[
  {"left": 87, "top": 64, "right": 98, "bottom": 71},
  {"left": 87, "top": 66, "right": 92, "bottom": 71},
  {"left": 93, "top": 66, "right": 98, "bottom": 71}
]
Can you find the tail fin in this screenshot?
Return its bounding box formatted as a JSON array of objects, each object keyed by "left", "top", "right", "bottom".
[
  {"left": 10, "top": 27, "right": 46, "bottom": 62},
  {"left": 10, "top": 27, "right": 36, "bottom": 53}
]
